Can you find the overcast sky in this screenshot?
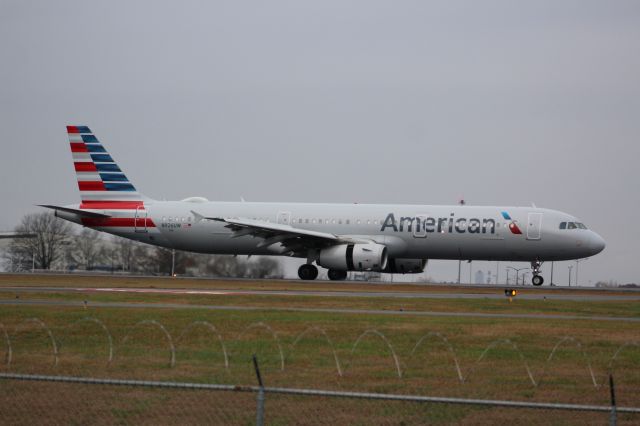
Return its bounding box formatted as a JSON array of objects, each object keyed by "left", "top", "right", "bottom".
[{"left": 1, "top": 1, "right": 638, "bottom": 284}]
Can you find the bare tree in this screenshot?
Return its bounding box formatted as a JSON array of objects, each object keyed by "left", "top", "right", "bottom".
[
  {"left": 6, "top": 212, "right": 73, "bottom": 271},
  {"left": 71, "top": 228, "right": 103, "bottom": 270},
  {"left": 205, "top": 255, "right": 282, "bottom": 278},
  {"left": 246, "top": 257, "right": 283, "bottom": 278},
  {"left": 149, "top": 247, "right": 194, "bottom": 275},
  {"left": 131, "top": 244, "right": 157, "bottom": 274},
  {"left": 113, "top": 235, "right": 136, "bottom": 272}
]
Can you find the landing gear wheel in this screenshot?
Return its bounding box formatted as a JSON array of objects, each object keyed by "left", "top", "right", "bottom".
[
  {"left": 298, "top": 264, "right": 319, "bottom": 281},
  {"left": 532, "top": 275, "right": 544, "bottom": 286},
  {"left": 327, "top": 269, "right": 348, "bottom": 281}
]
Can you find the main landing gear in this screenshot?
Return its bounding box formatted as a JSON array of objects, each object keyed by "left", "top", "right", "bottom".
[
  {"left": 297, "top": 265, "right": 347, "bottom": 281},
  {"left": 327, "top": 269, "right": 348, "bottom": 281},
  {"left": 298, "top": 264, "right": 318, "bottom": 280},
  {"left": 531, "top": 260, "right": 544, "bottom": 286}
]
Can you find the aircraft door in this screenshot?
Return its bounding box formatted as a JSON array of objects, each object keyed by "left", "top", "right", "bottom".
[
  {"left": 277, "top": 211, "right": 292, "bottom": 226},
  {"left": 526, "top": 213, "right": 542, "bottom": 240},
  {"left": 134, "top": 207, "right": 148, "bottom": 233}
]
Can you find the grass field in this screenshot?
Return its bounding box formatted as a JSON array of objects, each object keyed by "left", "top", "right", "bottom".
[{"left": 0, "top": 273, "right": 639, "bottom": 424}]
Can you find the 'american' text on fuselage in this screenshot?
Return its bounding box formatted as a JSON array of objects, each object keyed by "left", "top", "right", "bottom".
[{"left": 380, "top": 213, "right": 496, "bottom": 234}]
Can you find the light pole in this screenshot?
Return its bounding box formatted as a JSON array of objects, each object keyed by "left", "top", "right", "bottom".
[
  {"left": 575, "top": 258, "right": 587, "bottom": 287},
  {"left": 171, "top": 249, "right": 176, "bottom": 277},
  {"left": 568, "top": 265, "right": 573, "bottom": 287},
  {"left": 457, "top": 260, "right": 461, "bottom": 284},
  {"left": 506, "top": 266, "right": 528, "bottom": 286}
]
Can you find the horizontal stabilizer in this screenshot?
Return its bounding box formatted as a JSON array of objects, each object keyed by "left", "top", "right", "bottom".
[{"left": 39, "top": 205, "right": 112, "bottom": 219}]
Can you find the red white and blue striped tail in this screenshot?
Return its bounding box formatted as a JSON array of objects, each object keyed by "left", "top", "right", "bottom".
[{"left": 67, "top": 126, "right": 148, "bottom": 210}]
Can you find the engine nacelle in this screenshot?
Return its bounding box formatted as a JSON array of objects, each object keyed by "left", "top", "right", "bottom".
[
  {"left": 318, "top": 243, "right": 388, "bottom": 272},
  {"left": 384, "top": 258, "right": 427, "bottom": 274}
]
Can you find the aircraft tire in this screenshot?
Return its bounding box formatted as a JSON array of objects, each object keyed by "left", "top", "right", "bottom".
[
  {"left": 298, "top": 264, "right": 319, "bottom": 280},
  {"left": 532, "top": 275, "right": 544, "bottom": 286},
  {"left": 327, "top": 269, "right": 348, "bottom": 281}
]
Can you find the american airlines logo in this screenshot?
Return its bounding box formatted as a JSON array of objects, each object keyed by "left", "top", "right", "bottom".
[
  {"left": 501, "top": 211, "right": 522, "bottom": 235},
  {"left": 380, "top": 211, "right": 522, "bottom": 235}
]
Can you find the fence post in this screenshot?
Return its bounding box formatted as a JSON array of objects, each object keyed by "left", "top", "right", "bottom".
[
  {"left": 609, "top": 374, "right": 617, "bottom": 426},
  {"left": 253, "top": 354, "right": 265, "bottom": 426}
]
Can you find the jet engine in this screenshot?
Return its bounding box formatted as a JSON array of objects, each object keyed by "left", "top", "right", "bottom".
[
  {"left": 384, "top": 258, "right": 427, "bottom": 274},
  {"left": 318, "top": 243, "right": 388, "bottom": 271}
]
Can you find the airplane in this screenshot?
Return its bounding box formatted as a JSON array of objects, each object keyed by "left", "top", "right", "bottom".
[{"left": 41, "top": 126, "right": 606, "bottom": 285}]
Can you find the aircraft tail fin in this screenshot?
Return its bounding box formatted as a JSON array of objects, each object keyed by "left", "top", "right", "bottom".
[{"left": 67, "top": 126, "right": 152, "bottom": 209}]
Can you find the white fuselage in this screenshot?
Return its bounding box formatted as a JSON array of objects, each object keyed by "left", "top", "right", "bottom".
[{"left": 65, "top": 200, "right": 605, "bottom": 262}]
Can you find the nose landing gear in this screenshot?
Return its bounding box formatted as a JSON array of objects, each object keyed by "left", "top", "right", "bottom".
[{"left": 531, "top": 260, "right": 544, "bottom": 286}]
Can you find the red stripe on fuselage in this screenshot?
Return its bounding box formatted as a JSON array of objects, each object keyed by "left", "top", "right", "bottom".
[
  {"left": 74, "top": 162, "right": 98, "bottom": 172},
  {"left": 78, "top": 181, "right": 106, "bottom": 191},
  {"left": 81, "top": 217, "right": 156, "bottom": 228},
  {"left": 70, "top": 142, "right": 87, "bottom": 152},
  {"left": 80, "top": 201, "right": 144, "bottom": 209}
]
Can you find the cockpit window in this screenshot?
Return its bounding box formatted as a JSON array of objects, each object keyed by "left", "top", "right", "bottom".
[{"left": 560, "top": 221, "right": 588, "bottom": 230}]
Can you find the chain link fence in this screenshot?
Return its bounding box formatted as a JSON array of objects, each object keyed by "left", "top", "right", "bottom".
[{"left": 1, "top": 372, "right": 639, "bottom": 425}]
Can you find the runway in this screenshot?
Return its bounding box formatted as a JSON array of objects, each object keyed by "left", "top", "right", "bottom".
[
  {"left": 1, "top": 298, "right": 638, "bottom": 322},
  {"left": 2, "top": 285, "right": 640, "bottom": 302}
]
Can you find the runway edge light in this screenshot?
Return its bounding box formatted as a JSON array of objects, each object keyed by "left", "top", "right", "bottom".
[{"left": 504, "top": 289, "right": 518, "bottom": 299}]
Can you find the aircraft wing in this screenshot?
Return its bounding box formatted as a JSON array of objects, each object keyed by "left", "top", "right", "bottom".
[{"left": 193, "top": 211, "right": 342, "bottom": 256}]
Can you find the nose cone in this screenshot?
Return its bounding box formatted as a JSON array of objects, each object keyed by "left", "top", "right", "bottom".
[{"left": 589, "top": 232, "right": 606, "bottom": 255}]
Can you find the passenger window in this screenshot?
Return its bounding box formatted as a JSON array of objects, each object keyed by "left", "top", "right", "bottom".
[
  {"left": 305, "top": 219, "right": 309, "bottom": 224},
  {"left": 312, "top": 219, "right": 316, "bottom": 224},
  {"left": 162, "top": 216, "right": 166, "bottom": 222},
  {"left": 338, "top": 219, "right": 342, "bottom": 224},
  {"left": 298, "top": 219, "right": 302, "bottom": 223},
  {"left": 346, "top": 219, "right": 350, "bottom": 225},
  {"left": 332, "top": 219, "right": 336, "bottom": 224},
  {"left": 357, "top": 219, "right": 361, "bottom": 224},
  {"left": 559, "top": 222, "right": 566, "bottom": 229}
]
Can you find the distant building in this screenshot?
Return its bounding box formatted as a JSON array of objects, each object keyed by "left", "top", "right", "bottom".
[{"left": 475, "top": 270, "right": 485, "bottom": 284}]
